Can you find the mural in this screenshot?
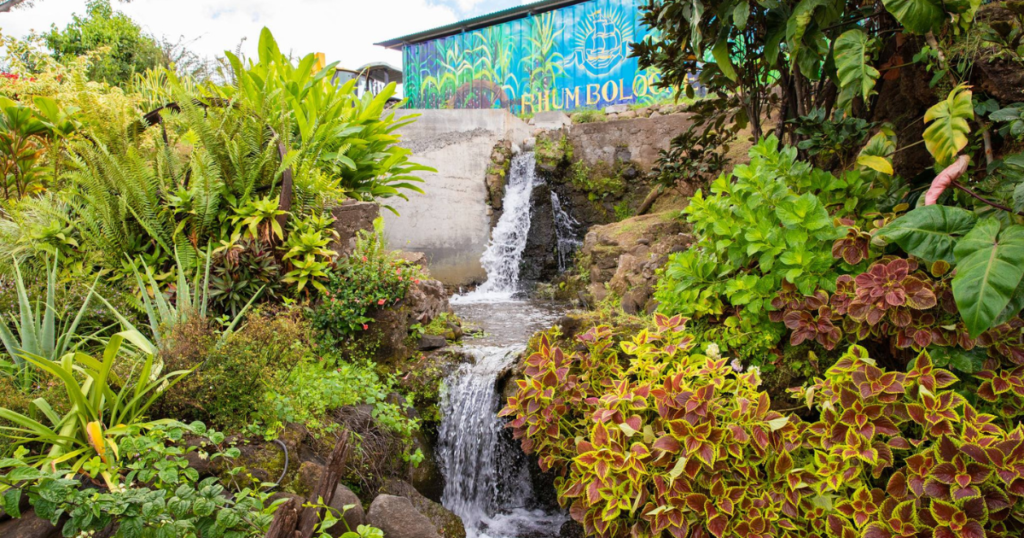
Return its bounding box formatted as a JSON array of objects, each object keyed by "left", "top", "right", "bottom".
[{"left": 402, "top": 0, "right": 684, "bottom": 113}]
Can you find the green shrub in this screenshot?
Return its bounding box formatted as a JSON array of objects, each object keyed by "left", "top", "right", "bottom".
[
  {"left": 0, "top": 421, "right": 277, "bottom": 537},
  {"left": 153, "top": 308, "right": 310, "bottom": 431},
  {"left": 312, "top": 218, "right": 421, "bottom": 345},
  {"left": 655, "top": 136, "right": 872, "bottom": 355}
]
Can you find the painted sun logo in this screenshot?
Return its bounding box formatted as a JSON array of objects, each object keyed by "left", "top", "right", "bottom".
[{"left": 571, "top": 7, "right": 634, "bottom": 75}]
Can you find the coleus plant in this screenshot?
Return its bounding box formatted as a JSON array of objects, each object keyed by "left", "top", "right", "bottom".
[{"left": 502, "top": 316, "right": 1024, "bottom": 538}]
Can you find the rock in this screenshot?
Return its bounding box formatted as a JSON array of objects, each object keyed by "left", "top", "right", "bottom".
[
  {"left": 295, "top": 461, "right": 325, "bottom": 498},
  {"left": 445, "top": 320, "right": 464, "bottom": 341},
  {"left": 520, "top": 183, "right": 561, "bottom": 282},
  {"left": 532, "top": 111, "right": 572, "bottom": 130},
  {"left": 621, "top": 284, "right": 655, "bottom": 315},
  {"left": 330, "top": 200, "right": 380, "bottom": 257},
  {"left": 394, "top": 250, "right": 428, "bottom": 270},
  {"left": 406, "top": 279, "right": 451, "bottom": 326},
  {"left": 0, "top": 510, "right": 61, "bottom": 538},
  {"left": 522, "top": 137, "right": 536, "bottom": 151},
  {"left": 329, "top": 484, "right": 366, "bottom": 537},
  {"left": 380, "top": 479, "right": 466, "bottom": 538},
  {"left": 604, "top": 104, "right": 629, "bottom": 114},
  {"left": 650, "top": 111, "right": 663, "bottom": 118},
  {"left": 368, "top": 495, "right": 443, "bottom": 538},
  {"left": 618, "top": 110, "right": 637, "bottom": 120},
  {"left": 418, "top": 335, "right": 447, "bottom": 351},
  {"left": 559, "top": 520, "right": 585, "bottom": 538}
]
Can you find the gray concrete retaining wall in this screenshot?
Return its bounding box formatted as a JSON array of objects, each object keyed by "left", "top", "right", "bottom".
[{"left": 383, "top": 109, "right": 531, "bottom": 286}]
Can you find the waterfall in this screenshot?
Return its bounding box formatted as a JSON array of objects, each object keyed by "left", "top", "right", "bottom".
[
  {"left": 437, "top": 346, "right": 565, "bottom": 538},
  {"left": 454, "top": 152, "right": 539, "bottom": 303},
  {"left": 440, "top": 151, "right": 565, "bottom": 537},
  {"left": 550, "top": 192, "right": 582, "bottom": 273}
]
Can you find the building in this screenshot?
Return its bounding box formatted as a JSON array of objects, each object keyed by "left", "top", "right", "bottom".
[{"left": 376, "top": 0, "right": 677, "bottom": 114}]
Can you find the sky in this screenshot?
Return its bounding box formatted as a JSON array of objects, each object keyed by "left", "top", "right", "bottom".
[{"left": 0, "top": 0, "right": 533, "bottom": 69}]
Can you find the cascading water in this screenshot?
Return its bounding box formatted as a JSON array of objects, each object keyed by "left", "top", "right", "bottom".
[
  {"left": 550, "top": 192, "right": 582, "bottom": 273},
  {"left": 440, "top": 150, "right": 566, "bottom": 538},
  {"left": 456, "top": 152, "right": 539, "bottom": 302}
]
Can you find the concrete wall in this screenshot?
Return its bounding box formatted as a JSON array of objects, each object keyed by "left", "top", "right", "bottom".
[{"left": 384, "top": 109, "right": 531, "bottom": 286}]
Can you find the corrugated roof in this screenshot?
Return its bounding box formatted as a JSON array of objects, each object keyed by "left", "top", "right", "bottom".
[{"left": 375, "top": 0, "right": 590, "bottom": 49}]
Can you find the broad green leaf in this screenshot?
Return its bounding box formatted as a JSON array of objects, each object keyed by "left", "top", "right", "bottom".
[
  {"left": 952, "top": 221, "right": 1024, "bottom": 337},
  {"left": 923, "top": 85, "right": 974, "bottom": 165},
  {"left": 876, "top": 205, "right": 977, "bottom": 263},
  {"left": 882, "top": 0, "right": 946, "bottom": 33},
  {"left": 856, "top": 155, "right": 894, "bottom": 175},
  {"left": 711, "top": 34, "right": 738, "bottom": 82},
  {"left": 834, "top": 29, "right": 880, "bottom": 108}
]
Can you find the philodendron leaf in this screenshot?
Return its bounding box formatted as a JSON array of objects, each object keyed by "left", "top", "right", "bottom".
[
  {"left": 856, "top": 155, "right": 894, "bottom": 175},
  {"left": 876, "top": 205, "right": 977, "bottom": 263},
  {"left": 882, "top": 0, "right": 946, "bottom": 33},
  {"left": 834, "top": 29, "right": 881, "bottom": 108},
  {"left": 923, "top": 85, "right": 974, "bottom": 165},
  {"left": 952, "top": 219, "right": 1024, "bottom": 337}
]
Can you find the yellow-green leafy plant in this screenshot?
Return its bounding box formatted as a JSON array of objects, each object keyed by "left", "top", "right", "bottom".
[{"left": 0, "top": 333, "right": 191, "bottom": 487}]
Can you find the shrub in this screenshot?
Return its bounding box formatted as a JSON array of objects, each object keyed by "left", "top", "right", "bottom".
[
  {"left": 153, "top": 308, "right": 310, "bottom": 430},
  {"left": 573, "top": 109, "right": 606, "bottom": 123},
  {"left": 500, "top": 314, "right": 1024, "bottom": 538},
  {"left": 655, "top": 136, "right": 872, "bottom": 360},
  {"left": 0, "top": 421, "right": 277, "bottom": 537},
  {"left": 312, "top": 218, "right": 421, "bottom": 345}
]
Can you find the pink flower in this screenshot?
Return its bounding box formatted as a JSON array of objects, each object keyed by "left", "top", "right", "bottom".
[
  {"left": 362, "top": 256, "right": 367, "bottom": 262},
  {"left": 377, "top": 299, "right": 386, "bottom": 305},
  {"left": 397, "top": 276, "right": 403, "bottom": 281},
  {"left": 925, "top": 155, "right": 970, "bottom": 205},
  {"left": 414, "top": 279, "right": 420, "bottom": 284},
  {"left": 362, "top": 324, "right": 369, "bottom": 330}
]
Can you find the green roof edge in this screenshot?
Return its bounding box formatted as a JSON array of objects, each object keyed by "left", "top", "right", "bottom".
[{"left": 375, "top": 0, "right": 590, "bottom": 49}]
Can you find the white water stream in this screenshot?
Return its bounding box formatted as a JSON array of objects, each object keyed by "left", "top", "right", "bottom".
[{"left": 441, "top": 151, "right": 567, "bottom": 538}]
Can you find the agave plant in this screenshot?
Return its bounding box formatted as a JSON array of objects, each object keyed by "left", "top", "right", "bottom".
[
  {"left": 100, "top": 247, "right": 262, "bottom": 351},
  {"left": 0, "top": 333, "right": 190, "bottom": 487},
  {"left": 0, "top": 253, "right": 98, "bottom": 392}
]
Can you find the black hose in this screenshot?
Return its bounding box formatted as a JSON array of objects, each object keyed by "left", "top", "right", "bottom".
[{"left": 263, "top": 439, "right": 290, "bottom": 492}]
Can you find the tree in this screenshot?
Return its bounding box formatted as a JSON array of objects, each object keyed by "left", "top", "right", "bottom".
[{"left": 44, "top": 0, "right": 164, "bottom": 85}]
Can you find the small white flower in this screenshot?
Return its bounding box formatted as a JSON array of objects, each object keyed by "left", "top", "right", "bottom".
[
  {"left": 705, "top": 343, "right": 721, "bottom": 360},
  {"left": 730, "top": 358, "right": 744, "bottom": 372}
]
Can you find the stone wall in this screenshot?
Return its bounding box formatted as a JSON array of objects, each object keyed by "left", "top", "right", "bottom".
[
  {"left": 566, "top": 112, "right": 692, "bottom": 172},
  {"left": 383, "top": 109, "right": 532, "bottom": 286}
]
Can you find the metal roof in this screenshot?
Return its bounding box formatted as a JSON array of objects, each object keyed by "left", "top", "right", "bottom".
[{"left": 375, "top": 0, "right": 590, "bottom": 50}]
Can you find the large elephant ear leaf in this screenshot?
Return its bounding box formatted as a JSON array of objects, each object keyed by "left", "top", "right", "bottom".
[
  {"left": 876, "top": 205, "right": 977, "bottom": 263},
  {"left": 882, "top": 0, "right": 946, "bottom": 34},
  {"left": 953, "top": 220, "right": 1024, "bottom": 337},
  {"left": 923, "top": 85, "right": 974, "bottom": 165},
  {"left": 834, "top": 29, "right": 881, "bottom": 111}
]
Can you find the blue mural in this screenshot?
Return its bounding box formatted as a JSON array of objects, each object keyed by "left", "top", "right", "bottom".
[{"left": 401, "top": 0, "right": 679, "bottom": 113}]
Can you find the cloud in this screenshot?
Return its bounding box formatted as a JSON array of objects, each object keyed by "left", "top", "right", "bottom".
[{"left": 0, "top": 0, "right": 459, "bottom": 68}]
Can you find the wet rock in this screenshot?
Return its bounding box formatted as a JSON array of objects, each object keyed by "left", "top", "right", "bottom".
[
  {"left": 559, "top": 520, "right": 585, "bottom": 538},
  {"left": 380, "top": 479, "right": 466, "bottom": 538},
  {"left": 520, "top": 183, "right": 560, "bottom": 282},
  {"left": 368, "top": 495, "right": 443, "bottom": 538},
  {"left": 418, "top": 335, "right": 447, "bottom": 351},
  {"left": 330, "top": 484, "right": 366, "bottom": 537},
  {"left": 0, "top": 510, "right": 61, "bottom": 538},
  {"left": 407, "top": 280, "right": 451, "bottom": 326}
]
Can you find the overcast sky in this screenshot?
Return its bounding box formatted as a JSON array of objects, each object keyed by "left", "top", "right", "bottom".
[{"left": 0, "top": 0, "right": 531, "bottom": 68}]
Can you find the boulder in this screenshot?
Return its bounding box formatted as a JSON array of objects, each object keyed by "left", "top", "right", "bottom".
[
  {"left": 532, "top": 111, "right": 572, "bottom": 130},
  {"left": 394, "top": 251, "right": 428, "bottom": 270},
  {"left": 294, "top": 461, "right": 325, "bottom": 498},
  {"left": 603, "top": 104, "right": 629, "bottom": 114},
  {"left": 418, "top": 335, "right": 447, "bottom": 351},
  {"left": 0, "top": 511, "right": 61, "bottom": 538},
  {"left": 329, "top": 484, "right": 366, "bottom": 537},
  {"left": 330, "top": 200, "right": 380, "bottom": 257},
  {"left": 406, "top": 279, "right": 451, "bottom": 326},
  {"left": 380, "top": 479, "right": 466, "bottom": 538},
  {"left": 368, "top": 495, "right": 443, "bottom": 538}
]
